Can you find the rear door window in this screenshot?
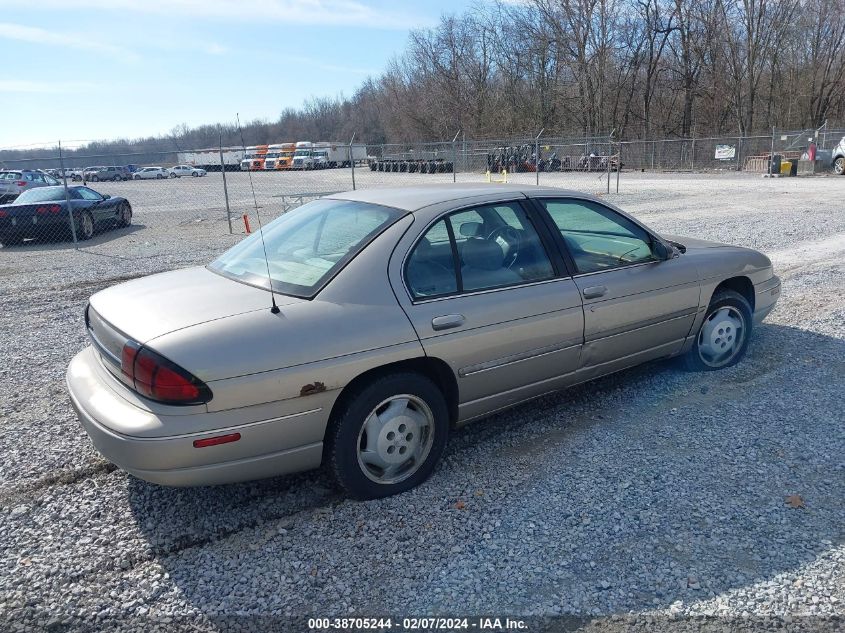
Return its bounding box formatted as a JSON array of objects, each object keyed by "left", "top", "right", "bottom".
[{"left": 405, "top": 202, "right": 555, "bottom": 299}]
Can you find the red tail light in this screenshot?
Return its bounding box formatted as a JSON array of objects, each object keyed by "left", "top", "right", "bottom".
[
  {"left": 35, "top": 205, "right": 61, "bottom": 215},
  {"left": 119, "top": 341, "right": 212, "bottom": 405},
  {"left": 0, "top": 210, "right": 7, "bottom": 218},
  {"left": 15, "top": 181, "right": 26, "bottom": 187}
]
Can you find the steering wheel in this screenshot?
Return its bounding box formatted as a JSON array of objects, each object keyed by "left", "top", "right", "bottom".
[
  {"left": 617, "top": 246, "right": 645, "bottom": 265},
  {"left": 487, "top": 225, "right": 521, "bottom": 268}
]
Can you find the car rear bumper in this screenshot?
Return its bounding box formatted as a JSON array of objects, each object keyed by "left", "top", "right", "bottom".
[
  {"left": 0, "top": 214, "right": 71, "bottom": 235},
  {"left": 66, "top": 347, "right": 324, "bottom": 486},
  {"left": 753, "top": 275, "right": 781, "bottom": 325}
]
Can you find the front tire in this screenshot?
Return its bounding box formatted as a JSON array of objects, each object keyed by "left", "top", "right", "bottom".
[
  {"left": 118, "top": 202, "right": 132, "bottom": 227},
  {"left": 682, "top": 289, "right": 752, "bottom": 371},
  {"left": 325, "top": 373, "right": 449, "bottom": 499},
  {"left": 90, "top": 175, "right": 99, "bottom": 182},
  {"left": 834, "top": 157, "right": 845, "bottom": 175}
]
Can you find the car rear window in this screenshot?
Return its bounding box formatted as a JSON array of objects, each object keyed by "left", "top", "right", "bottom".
[
  {"left": 14, "top": 187, "right": 66, "bottom": 203},
  {"left": 209, "top": 198, "right": 404, "bottom": 298},
  {"left": 0, "top": 172, "right": 22, "bottom": 180}
]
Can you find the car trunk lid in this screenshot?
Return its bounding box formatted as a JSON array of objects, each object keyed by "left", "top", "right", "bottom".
[{"left": 88, "top": 266, "right": 302, "bottom": 345}]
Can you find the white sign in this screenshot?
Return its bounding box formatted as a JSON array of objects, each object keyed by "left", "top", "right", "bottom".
[{"left": 715, "top": 144, "right": 736, "bottom": 160}]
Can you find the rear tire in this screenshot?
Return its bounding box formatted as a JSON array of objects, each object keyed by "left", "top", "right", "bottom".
[
  {"left": 0, "top": 233, "right": 23, "bottom": 247},
  {"left": 90, "top": 175, "right": 99, "bottom": 182},
  {"left": 325, "top": 372, "right": 449, "bottom": 499},
  {"left": 78, "top": 211, "right": 95, "bottom": 240},
  {"left": 682, "top": 289, "right": 752, "bottom": 371},
  {"left": 835, "top": 157, "right": 845, "bottom": 175}
]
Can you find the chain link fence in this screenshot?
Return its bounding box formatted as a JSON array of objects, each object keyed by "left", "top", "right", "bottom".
[{"left": 1, "top": 128, "right": 841, "bottom": 257}]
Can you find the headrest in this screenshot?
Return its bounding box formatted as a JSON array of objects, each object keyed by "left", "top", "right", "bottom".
[
  {"left": 459, "top": 221, "right": 482, "bottom": 238},
  {"left": 462, "top": 238, "right": 503, "bottom": 271}
]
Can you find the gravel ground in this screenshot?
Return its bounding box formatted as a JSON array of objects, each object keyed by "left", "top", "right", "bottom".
[{"left": 0, "top": 171, "right": 843, "bottom": 632}]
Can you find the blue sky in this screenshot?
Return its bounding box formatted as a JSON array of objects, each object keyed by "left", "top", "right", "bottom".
[{"left": 0, "top": 0, "right": 477, "bottom": 148}]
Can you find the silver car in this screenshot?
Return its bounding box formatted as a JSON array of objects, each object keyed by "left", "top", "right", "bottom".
[
  {"left": 0, "top": 169, "right": 60, "bottom": 203},
  {"left": 67, "top": 185, "right": 781, "bottom": 498},
  {"left": 832, "top": 136, "right": 845, "bottom": 175},
  {"left": 132, "top": 167, "right": 169, "bottom": 180},
  {"left": 169, "top": 165, "right": 206, "bottom": 178}
]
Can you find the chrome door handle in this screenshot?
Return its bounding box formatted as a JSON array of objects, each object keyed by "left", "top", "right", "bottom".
[
  {"left": 582, "top": 285, "right": 607, "bottom": 299},
  {"left": 431, "top": 314, "right": 465, "bottom": 331}
]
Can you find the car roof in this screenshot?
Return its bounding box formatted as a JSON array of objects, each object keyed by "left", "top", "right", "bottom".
[{"left": 327, "top": 184, "right": 596, "bottom": 212}]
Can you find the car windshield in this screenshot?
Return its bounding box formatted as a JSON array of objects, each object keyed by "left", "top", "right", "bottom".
[
  {"left": 15, "top": 186, "right": 66, "bottom": 203},
  {"left": 209, "top": 198, "right": 403, "bottom": 297}
]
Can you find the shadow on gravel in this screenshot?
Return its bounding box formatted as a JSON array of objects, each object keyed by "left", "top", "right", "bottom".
[
  {"left": 127, "top": 323, "right": 844, "bottom": 617},
  {"left": 0, "top": 224, "right": 145, "bottom": 252}
]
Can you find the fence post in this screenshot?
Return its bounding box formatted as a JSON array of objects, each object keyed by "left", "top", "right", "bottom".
[
  {"left": 769, "top": 127, "right": 776, "bottom": 174},
  {"left": 616, "top": 139, "right": 621, "bottom": 193},
  {"left": 219, "top": 136, "right": 233, "bottom": 233},
  {"left": 736, "top": 136, "right": 743, "bottom": 171},
  {"left": 57, "top": 140, "right": 78, "bottom": 247},
  {"left": 651, "top": 140, "right": 656, "bottom": 170},
  {"left": 606, "top": 130, "right": 613, "bottom": 194},
  {"left": 535, "top": 128, "right": 544, "bottom": 186},
  {"left": 690, "top": 135, "right": 696, "bottom": 171},
  {"left": 349, "top": 134, "right": 356, "bottom": 191},
  {"left": 451, "top": 130, "right": 461, "bottom": 183}
]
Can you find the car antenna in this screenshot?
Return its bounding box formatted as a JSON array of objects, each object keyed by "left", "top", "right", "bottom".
[{"left": 237, "top": 114, "right": 280, "bottom": 314}]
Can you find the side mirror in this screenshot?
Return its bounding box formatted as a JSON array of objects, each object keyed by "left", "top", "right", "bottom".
[
  {"left": 652, "top": 240, "right": 673, "bottom": 261},
  {"left": 102, "top": 194, "right": 111, "bottom": 200}
]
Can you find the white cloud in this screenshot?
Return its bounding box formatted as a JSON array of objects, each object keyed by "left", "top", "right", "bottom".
[
  {"left": 0, "top": 22, "right": 138, "bottom": 59},
  {"left": 0, "top": 0, "right": 431, "bottom": 30},
  {"left": 0, "top": 80, "right": 98, "bottom": 94}
]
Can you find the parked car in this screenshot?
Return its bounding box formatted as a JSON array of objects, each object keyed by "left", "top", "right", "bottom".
[
  {"left": 0, "top": 185, "right": 131, "bottom": 246},
  {"left": 133, "top": 167, "right": 169, "bottom": 180},
  {"left": 0, "top": 169, "right": 60, "bottom": 203},
  {"left": 67, "top": 185, "right": 780, "bottom": 499},
  {"left": 69, "top": 169, "right": 84, "bottom": 182},
  {"left": 169, "top": 165, "right": 207, "bottom": 178},
  {"left": 84, "top": 166, "right": 131, "bottom": 182},
  {"left": 832, "top": 137, "right": 845, "bottom": 175}
]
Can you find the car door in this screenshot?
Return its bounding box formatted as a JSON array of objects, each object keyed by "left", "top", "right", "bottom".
[
  {"left": 76, "top": 187, "right": 108, "bottom": 222},
  {"left": 390, "top": 198, "right": 585, "bottom": 423},
  {"left": 534, "top": 197, "right": 700, "bottom": 378}
]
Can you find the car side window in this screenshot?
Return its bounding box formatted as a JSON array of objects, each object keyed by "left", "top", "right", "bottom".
[
  {"left": 540, "top": 199, "right": 656, "bottom": 274},
  {"left": 405, "top": 219, "right": 459, "bottom": 299},
  {"left": 405, "top": 203, "right": 554, "bottom": 300},
  {"left": 77, "top": 188, "right": 101, "bottom": 201}
]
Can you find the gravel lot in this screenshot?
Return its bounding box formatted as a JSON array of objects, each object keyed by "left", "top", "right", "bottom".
[{"left": 0, "top": 171, "right": 843, "bottom": 631}]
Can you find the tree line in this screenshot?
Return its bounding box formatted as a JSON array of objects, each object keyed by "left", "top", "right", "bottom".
[{"left": 4, "top": 0, "right": 844, "bottom": 163}]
